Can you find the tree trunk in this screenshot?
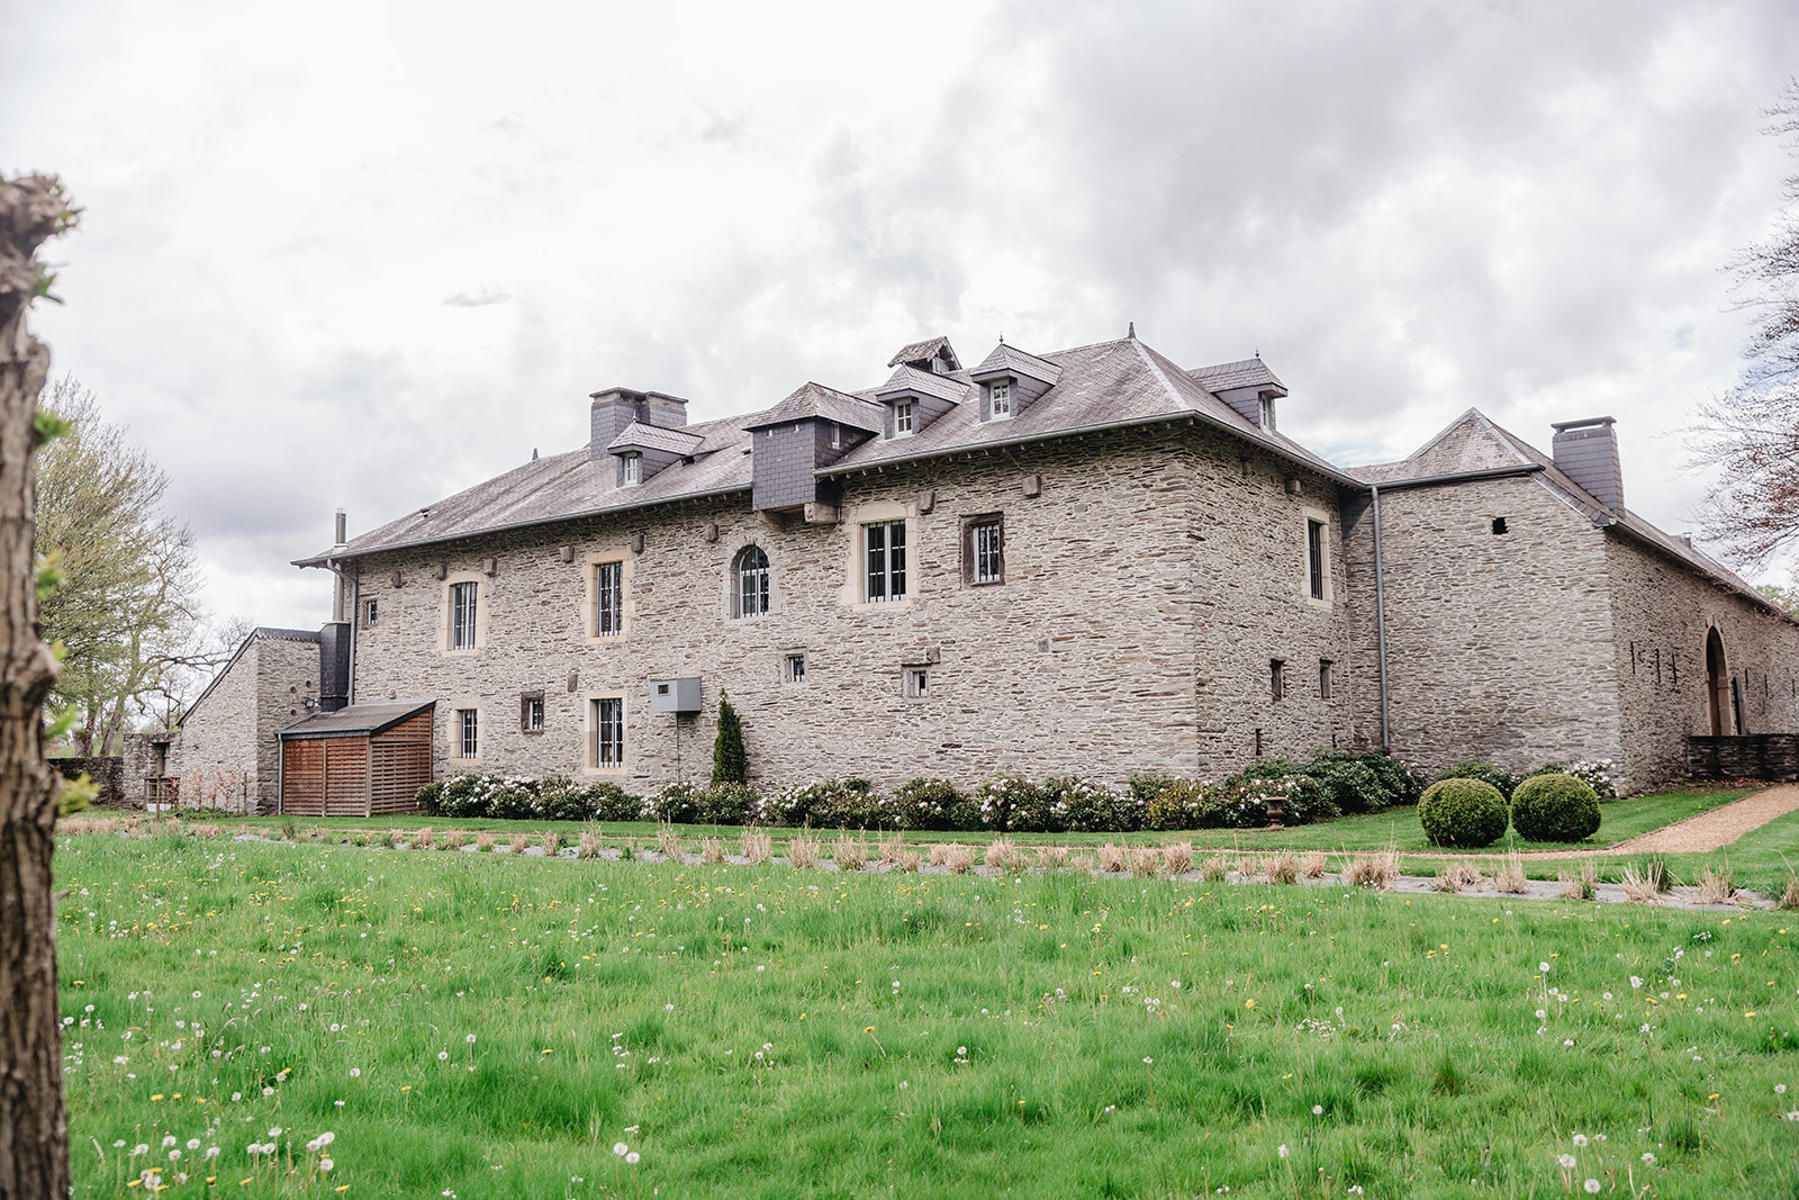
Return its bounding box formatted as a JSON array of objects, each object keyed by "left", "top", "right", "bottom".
[{"left": 0, "top": 175, "right": 74, "bottom": 1200}]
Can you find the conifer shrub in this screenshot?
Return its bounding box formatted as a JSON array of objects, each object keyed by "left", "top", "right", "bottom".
[
  {"left": 1417, "top": 778, "right": 1508, "bottom": 847},
  {"left": 1509, "top": 772, "right": 1602, "bottom": 842},
  {"left": 711, "top": 692, "right": 747, "bottom": 785}
]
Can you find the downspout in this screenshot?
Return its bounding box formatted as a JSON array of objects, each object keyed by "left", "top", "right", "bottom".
[{"left": 1371, "top": 485, "right": 1391, "bottom": 751}]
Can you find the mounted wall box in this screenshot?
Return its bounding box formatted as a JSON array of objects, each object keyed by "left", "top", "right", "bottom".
[{"left": 650, "top": 676, "right": 702, "bottom": 714}]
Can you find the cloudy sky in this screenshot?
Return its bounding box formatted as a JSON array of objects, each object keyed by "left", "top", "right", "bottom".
[{"left": 5, "top": 0, "right": 1797, "bottom": 630}]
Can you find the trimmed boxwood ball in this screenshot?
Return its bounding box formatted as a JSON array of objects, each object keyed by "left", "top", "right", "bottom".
[
  {"left": 1510, "top": 772, "right": 1601, "bottom": 842},
  {"left": 1417, "top": 778, "right": 1509, "bottom": 847}
]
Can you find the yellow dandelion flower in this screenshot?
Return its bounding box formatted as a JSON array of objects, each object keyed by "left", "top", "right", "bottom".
[
  {"left": 864, "top": 1026, "right": 875, "bottom": 1033},
  {"left": 1244, "top": 999, "right": 1256, "bottom": 1009}
]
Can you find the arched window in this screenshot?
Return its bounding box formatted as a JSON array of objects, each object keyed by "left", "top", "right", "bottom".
[{"left": 732, "top": 545, "right": 770, "bottom": 619}]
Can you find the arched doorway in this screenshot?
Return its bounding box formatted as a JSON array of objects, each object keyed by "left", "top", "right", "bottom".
[{"left": 1705, "top": 628, "right": 1730, "bottom": 736}]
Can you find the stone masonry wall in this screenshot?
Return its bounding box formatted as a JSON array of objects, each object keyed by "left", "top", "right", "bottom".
[
  {"left": 172, "top": 641, "right": 261, "bottom": 813},
  {"left": 255, "top": 638, "right": 322, "bottom": 811},
  {"left": 1342, "top": 474, "right": 1623, "bottom": 781},
  {"left": 1605, "top": 533, "right": 1799, "bottom": 792},
  {"left": 346, "top": 422, "right": 1351, "bottom": 793}
]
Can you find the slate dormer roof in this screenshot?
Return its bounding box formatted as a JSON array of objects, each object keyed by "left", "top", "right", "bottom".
[
  {"left": 298, "top": 332, "right": 1359, "bottom": 566},
  {"left": 605, "top": 420, "right": 705, "bottom": 457},
  {"left": 742, "top": 381, "right": 885, "bottom": 434},
  {"left": 886, "top": 336, "right": 959, "bottom": 370},
  {"left": 1189, "top": 357, "right": 1286, "bottom": 396},
  {"left": 968, "top": 343, "right": 1062, "bottom": 386},
  {"left": 873, "top": 364, "right": 968, "bottom": 405}
]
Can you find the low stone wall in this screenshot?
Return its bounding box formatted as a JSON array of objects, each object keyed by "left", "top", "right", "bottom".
[
  {"left": 51, "top": 755, "right": 127, "bottom": 806},
  {"left": 1686, "top": 735, "right": 1799, "bottom": 782}
]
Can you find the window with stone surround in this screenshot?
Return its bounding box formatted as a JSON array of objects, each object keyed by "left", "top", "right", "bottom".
[
  {"left": 864, "top": 520, "right": 907, "bottom": 602},
  {"left": 784, "top": 652, "right": 807, "bottom": 684},
  {"left": 1270, "top": 659, "right": 1286, "bottom": 702},
  {"left": 363, "top": 597, "right": 378, "bottom": 628},
  {"left": 594, "top": 560, "right": 624, "bottom": 636},
  {"left": 963, "top": 514, "right": 1004, "bottom": 585},
  {"left": 732, "top": 545, "right": 770, "bottom": 618},
  {"left": 1318, "top": 659, "right": 1333, "bottom": 700},
  {"left": 1306, "top": 520, "right": 1325, "bottom": 600},
  {"left": 905, "top": 667, "right": 929, "bottom": 698},
  {"left": 520, "top": 691, "right": 544, "bottom": 734},
  {"left": 449, "top": 581, "right": 478, "bottom": 650},
  {"left": 454, "top": 708, "right": 479, "bottom": 760},
  {"left": 1299, "top": 508, "right": 1332, "bottom": 604},
  {"left": 587, "top": 696, "right": 625, "bottom": 769}
]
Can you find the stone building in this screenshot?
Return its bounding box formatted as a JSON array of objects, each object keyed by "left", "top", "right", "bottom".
[
  {"left": 265, "top": 330, "right": 1795, "bottom": 800},
  {"left": 167, "top": 626, "right": 321, "bottom": 812}
]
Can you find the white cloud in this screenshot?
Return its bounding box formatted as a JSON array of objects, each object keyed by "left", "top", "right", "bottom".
[{"left": 4, "top": 0, "right": 1795, "bottom": 630}]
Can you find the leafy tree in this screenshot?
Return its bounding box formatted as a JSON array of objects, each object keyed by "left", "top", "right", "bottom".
[
  {"left": 35, "top": 376, "right": 232, "bottom": 750},
  {"left": 711, "top": 691, "right": 747, "bottom": 785},
  {"left": 1756, "top": 581, "right": 1799, "bottom": 615},
  {"left": 1694, "top": 81, "right": 1799, "bottom": 565}
]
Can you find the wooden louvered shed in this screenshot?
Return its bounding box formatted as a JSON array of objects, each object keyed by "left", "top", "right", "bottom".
[{"left": 277, "top": 700, "right": 435, "bottom": 816}]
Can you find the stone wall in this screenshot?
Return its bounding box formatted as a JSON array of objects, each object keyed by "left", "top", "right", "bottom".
[
  {"left": 172, "top": 635, "right": 319, "bottom": 813},
  {"left": 347, "top": 422, "right": 1352, "bottom": 792},
  {"left": 1343, "top": 474, "right": 1623, "bottom": 781},
  {"left": 51, "top": 755, "right": 124, "bottom": 805},
  {"left": 1605, "top": 532, "right": 1799, "bottom": 791}
]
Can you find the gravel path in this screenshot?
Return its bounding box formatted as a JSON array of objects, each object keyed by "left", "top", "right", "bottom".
[{"left": 1606, "top": 784, "right": 1799, "bottom": 854}]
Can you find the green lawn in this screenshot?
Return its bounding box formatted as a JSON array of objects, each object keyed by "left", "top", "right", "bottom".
[
  {"left": 170, "top": 787, "right": 1749, "bottom": 857},
  {"left": 56, "top": 834, "right": 1799, "bottom": 1197}
]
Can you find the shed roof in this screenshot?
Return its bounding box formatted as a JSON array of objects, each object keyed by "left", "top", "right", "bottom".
[{"left": 276, "top": 700, "right": 436, "bottom": 740}]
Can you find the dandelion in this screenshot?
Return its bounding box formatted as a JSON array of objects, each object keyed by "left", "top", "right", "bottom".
[
  {"left": 1641, "top": 1153, "right": 1656, "bottom": 1165},
  {"left": 1558, "top": 1154, "right": 1577, "bottom": 1170},
  {"left": 625, "top": 1152, "right": 640, "bottom": 1165},
  {"left": 613, "top": 1143, "right": 628, "bottom": 1157},
  {"left": 1572, "top": 1134, "right": 1588, "bottom": 1147},
  {"left": 1143, "top": 1057, "right": 1153, "bottom": 1065},
  {"left": 1312, "top": 1104, "right": 1324, "bottom": 1116},
  {"left": 1584, "top": 1182, "right": 1600, "bottom": 1195},
  {"left": 320, "top": 1158, "right": 334, "bottom": 1172},
  {"left": 1778, "top": 1084, "right": 1789, "bottom": 1095},
  {"left": 466, "top": 1034, "right": 477, "bottom": 1044},
  {"left": 1539, "top": 962, "right": 1550, "bottom": 973},
  {"left": 1277, "top": 1144, "right": 1289, "bottom": 1159},
  {"left": 437, "top": 1050, "right": 449, "bottom": 1061}
]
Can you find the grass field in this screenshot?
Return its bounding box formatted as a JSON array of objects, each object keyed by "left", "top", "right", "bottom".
[{"left": 56, "top": 833, "right": 1799, "bottom": 1197}]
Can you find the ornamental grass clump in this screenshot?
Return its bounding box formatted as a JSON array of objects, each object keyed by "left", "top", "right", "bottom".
[
  {"left": 1036, "top": 845, "right": 1070, "bottom": 870},
  {"left": 1300, "top": 851, "right": 1328, "bottom": 879},
  {"left": 1344, "top": 850, "right": 1398, "bottom": 890},
  {"left": 1127, "top": 847, "right": 1160, "bottom": 877},
  {"left": 475, "top": 832, "right": 495, "bottom": 853},
  {"left": 1619, "top": 861, "right": 1663, "bottom": 903},
  {"left": 540, "top": 831, "right": 563, "bottom": 855},
  {"left": 1696, "top": 867, "right": 1735, "bottom": 906},
  {"left": 1417, "top": 778, "right": 1508, "bottom": 847},
  {"left": 700, "top": 837, "right": 724, "bottom": 865},
  {"left": 412, "top": 827, "right": 434, "bottom": 850},
  {"left": 834, "top": 833, "right": 869, "bottom": 872},
  {"left": 576, "top": 832, "right": 603, "bottom": 859},
  {"left": 655, "top": 823, "right": 683, "bottom": 860},
  {"left": 1096, "top": 844, "right": 1128, "bottom": 874},
  {"left": 740, "top": 827, "right": 772, "bottom": 865},
  {"left": 507, "top": 834, "right": 529, "bottom": 855},
  {"left": 1161, "top": 842, "right": 1193, "bottom": 876},
  {"left": 1199, "top": 854, "right": 1229, "bottom": 882},
  {"left": 1264, "top": 853, "right": 1299, "bottom": 885},
  {"left": 1434, "top": 862, "right": 1484, "bottom": 892},
  {"left": 1557, "top": 861, "right": 1597, "bottom": 901},
  {"left": 1509, "top": 773, "right": 1602, "bottom": 843},
  {"left": 787, "top": 834, "right": 821, "bottom": 870},
  {"left": 939, "top": 844, "right": 975, "bottom": 874},
  {"left": 1493, "top": 852, "right": 1528, "bottom": 895},
  {"left": 985, "top": 838, "right": 1029, "bottom": 874},
  {"left": 442, "top": 831, "right": 465, "bottom": 851}
]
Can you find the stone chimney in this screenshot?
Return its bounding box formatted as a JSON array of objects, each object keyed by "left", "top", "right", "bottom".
[
  {"left": 589, "top": 387, "right": 689, "bottom": 459},
  {"left": 1551, "top": 417, "right": 1624, "bottom": 513}
]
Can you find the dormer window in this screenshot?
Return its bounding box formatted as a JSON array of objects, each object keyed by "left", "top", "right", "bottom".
[
  {"left": 621, "top": 452, "right": 642, "bottom": 486},
  {"left": 989, "top": 380, "right": 1013, "bottom": 420},
  {"left": 893, "top": 399, "right": 915, "bottom": 437}
]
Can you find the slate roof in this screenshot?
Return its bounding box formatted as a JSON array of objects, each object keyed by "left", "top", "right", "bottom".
[
  {"left": 1188, "top": 357, "right": 1286, "bottom": 395},
  {"left": 299, "top": 333, "right": 1360, "bottom": 565},
  {"left": 606, "top": 420, "right": 704, "bottom": 456},
  {"left": 968, "top": 342, "right": 1063, "bottom": 385},
  {"left": 873, "top": 364, "right": 968, "bottom": 405},
  {"left": 276, "top": 699, "right": 436, "bottom": 740},
  {"left": 887, "top": 336, "right": 955, "bottom": 367},
  {"left": 743, "top": 381, "right": 886, "bottom": 434}
]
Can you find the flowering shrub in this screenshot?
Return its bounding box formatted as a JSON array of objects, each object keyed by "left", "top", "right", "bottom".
[
  {"left": 1220, "top": 761, "right": 1338, "bottom": 827},
  {"left": 766, "top": 778, "right": 884, "bottom": 828},
  {"left": 1140, "top": 778, "right": 1219, "bottom": 830},
  {"left": 1307, "top": 750, "right": 1421, "bottom": 813},
  {"left": 1044, "top": 776, "right": 1143, "bottom": 833},
  {"left": 975, "top": 775, "right": 1043, "bottom": 832},
  {"left": 644, "top": 781, "right": 703, "bottom": 824},
  {"left": 888, "top": 778, "right": 979, "bottom": 831},
  {"left": 698, "top": 782, "right": 758, "bottom": 825},
  {"left": 1526, "top": 760, "right": 1618, "bottom": 801}
]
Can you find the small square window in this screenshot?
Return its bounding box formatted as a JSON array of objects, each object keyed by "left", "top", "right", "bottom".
[
  {"left": 1270, "top": 660, "right": 1285, "bottom": 702},
  {"left": 1319, "top": 659, "right": 1333, "bottom": 700},
  {"left": 1491, "top": 517, "right": 1509, "bottom": 535},
  {"left": 521, "top": 692, "right": 544, "bottom": 734},
  {"left": 905, "top": 667, "right": 928, "bottom": 698},
  {"left": 784, "top": 653, "right": 807, "bottom": 684},
  {"left": 989, "top": 380, "right": 1012, "bottom": 419}
]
